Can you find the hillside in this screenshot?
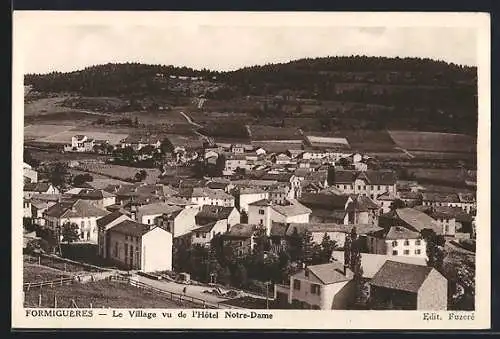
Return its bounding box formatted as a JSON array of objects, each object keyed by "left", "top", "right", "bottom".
[{"left": 24, "top": 56, "right": 478, "bottom": 135}]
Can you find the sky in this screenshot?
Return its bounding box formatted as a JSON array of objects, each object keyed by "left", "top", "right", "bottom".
[{"left": 16, "top": 13, "right": 479, "bottom": 74}]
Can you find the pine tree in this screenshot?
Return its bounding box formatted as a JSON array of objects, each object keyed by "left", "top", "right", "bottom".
[{"left": 302, "top": 230, "right": 314, "bottom": 265}]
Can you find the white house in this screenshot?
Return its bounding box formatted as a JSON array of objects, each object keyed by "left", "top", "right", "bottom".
[
  {"left": 64, "top": 135, "right": 95, "bottom": 152},
  {"left": 195, "top": 205, "right": 241, "bottom": 230},
  {"left": 24, "top": 183, "right": 60, "bottom": 199},
  {"left": 237, "top": 187, "right": 270, "bottom": 213},
  {"left": 107, "top": 220, "right": 173, "bottom": 272},
  {"left": 274, "top": 261, "right": 355, "bottom": 310},
  {"left": 191, "top": 219, "right": 228, "bottom": 247},
  {"left": 332, "top": 169, "right": 398, "bottom": 200},
  {"left": 136, "top": 203, "right": 183, "bottom": 225},
  {"left": 223, "top": 154, "right": 251, "bottom": 175},
  {"left": 43, "top": 199, "right": 110, "bottom": 243},
  {"left": 23, "top": 199, "right": 32, "bottom": 218},
  {"left": 366, "top": 226, "right": 427, "bottom": 259},
  {"left": 23, "top": 162, "right": 38, "bottom": 183},
  {"left": 97, "top": 211, "right": 133, "bottom": 259},
  {"left": 178, "top": 187, "right": 235, "bottom": 208},
  {"left": 247, "top": 199, "right": 311, "bottom": 236},
  {"left": 154, "top": 206, "right": 201, "bottom": 238}
]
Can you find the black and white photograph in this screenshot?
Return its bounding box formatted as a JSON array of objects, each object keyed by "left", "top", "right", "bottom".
[{"left": 12, "top": 11, "right": 490, "bottom": 329}]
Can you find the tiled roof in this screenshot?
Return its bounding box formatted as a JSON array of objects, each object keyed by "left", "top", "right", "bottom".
[
  {"left": 196, "top": 205, "right": 235, "bottom": 222},
  {"left": 137, "top": 203, "right": 182, "bottom": 216},
  {"left": 272, "top": 200, "right": 311, "bottom": 217},
  {"left": 346, "top": 195, "right": 379, "bottom": 212},
  {"left": 333, "top": 170, "right": 397, "bottom": 185},
  {"left": 385, "top": 226, "right": 421, "bottom": 240},
  {"left": 239, "top": 187, "right": 268, "bottom": 195},
  {"left": 458, "top": 192, "right": 476, "bottom": 203},
  {"left": 24, "top": 182, "right": 52, "bottom": 192},
  {"left": 299, "top": 193, "right": 350, "bottom": 210},
  {"left": 381, "top": 208, "right": 441, "bottom": 234},
  {"left": 44, "top": 200, "right": 109, "bottom": 219},
  {"left": 248, "top": 199, "right": 272, "bottom": 207},
  {"left": 225, "top": 224, "right": 257, "bottom": 238},
  {"left": 331, "top": 251, "right": 427, "bottom": 279},
  {"left": 109, "top": 220, "right": 151, "bottom": 237},
  {"left": 193, "top": 222, "right": 217, "bottom": 233},
  {"left": 370, "top": 260, "right": 435, "bottom": 293},
  {"left": 178, "top": 187, "right": 234, "bottom": 200},
  {"left": 294, "top": 262, "right": 352, "bottom": 285},
  {"left": 422, "top": 192, "right": 460, "bottom": 203},
  {"left": 377, "top": 191, "right": 397, "bottom": 201},
  {"left": 96, "top": 211, "right": 127, "bottom": 228},
  {"left": 399, "top": 191, "right": 422, "bottom": 200},
  {"left": 258, "top": 172, "right": 294, "bottom": 182}
]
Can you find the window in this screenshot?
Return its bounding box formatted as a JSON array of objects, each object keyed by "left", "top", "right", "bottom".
[
  {"left": 196, "top": 233, "right": 200, "bottom": 238},
  {"left": 445, "top": 225, "right": 449, "bottom": 233},
  {"left": 260, "top": 219, "right": 263, "bottom": 225},
  {"left": 81, "top": 221, "right": 85, "bottom": 228},
  {"left": 311, "top": 284, "right": 321, "bottom": 295},
  {"left": 392, "top": 241, "right": 398, "bottom": 247},
  {"left": 147, "top": 219, "right": 150, "bottom": 224},
  {"left": 378, "top": 185, "right": 381, "bottom": 190},
  {"left": 239, "top": 241, "right": 243, "bottom": 247},
  {"left": 392, "top": 250, "right": 398, "bottom": 255},
  {"left": 415, "top": 240, "right": 421, "bottom": 246},
  {"left": 404, "top": 240, "right": 409, "bottom": 246},
  {"left": 403, "top": 250, "right": 409, "bottom": 255},
  {"left": 293, "top": 279, "right": 301, "bottom": 291},
  {"left": 415, "top": 249, "right": 421, "bottom": 255},
  {"left": 202, "top": 233, "right": 206, "bottom": 239},
  {"left": 259, "top": 209, "right": 265, "bottom": 215},
  {"left": 357, "top": 186, "right": 361, "bottom": 191}
]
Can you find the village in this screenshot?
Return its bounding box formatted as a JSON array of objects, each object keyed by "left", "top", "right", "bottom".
[{"left": 22, "top": 126, "right": 477, "bottom": 311}]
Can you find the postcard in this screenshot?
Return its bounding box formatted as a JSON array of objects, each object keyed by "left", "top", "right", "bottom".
[{"left": 12, "top": 11, "right": 490, "bottom": 330}]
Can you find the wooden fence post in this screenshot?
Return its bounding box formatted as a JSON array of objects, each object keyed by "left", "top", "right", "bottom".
[
  {"left": 54, "top": 295, "right": 57, "bottom": 308},
  {"left": 38, "top": 256, "right": 41, "bottom": 265},
  {"left": 38, "top": 294, "right": 42, "bottom": 307}
]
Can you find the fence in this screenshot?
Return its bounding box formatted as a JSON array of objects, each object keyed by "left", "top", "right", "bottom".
[
  {"left": 25, "top": 254, "right": 108, "bottom": 273},
  {"left": 109, "top": 275, "right": 243, "bottom": 309},
  {"left": 24, "top": 277, "right": 74, "bottom": 291}
]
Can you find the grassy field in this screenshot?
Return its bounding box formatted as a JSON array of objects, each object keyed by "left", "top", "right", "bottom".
[
  {"left": 409, "top": 168, "right": 469, "bottom": 184},
  {"left": 76, "top": 163, "right": 161, "bottom": 183},
  {"left": 248, "top": 125, "right": 303, "bottom": 141},
  {"left": 388, "top": 130, "right": 476, "bottom": 153},
  {"left": 24, "top": 279, "right": 202, "bottom": 308},
  {"left": 24, "top": 255, "right": 103, "bottom": 273},
  {"left": 24, "top": 124, "right": 75, "bottom": 141},
  {"left": 24, "top": 264, "right": 70, "bottom": 283},
  {"left": 36, "top": 129, "right": 129, "bottom": 145}
]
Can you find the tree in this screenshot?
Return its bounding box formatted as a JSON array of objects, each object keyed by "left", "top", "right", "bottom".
[
  {"left": 301, "top": 230, "right": 314, "bottom": 265},
  {"left": 134, "top": 117, "right": 139, "bottom": 127},
  {"left": 48, "top": 162, "right": 69, "bottom": 188},
  {"left": 61, "top": 222, "right": 80, "bottom": 243},
  {"left": 233, "top": 263, "right": 248, "bottom": 288},
  {"left": 288, "top": 227, "right": 303, "bottom": 262},
  {"left": 24, "top": 149, "right": 40, "bottom": 167},
  {"left": 319, "top": 233, "right": 337, "bottom": 263},
  {"left": 421, "top": 229, "right": 445, "bottom": 272},
  {"left": 389, "top": 199, "right": 406, "bottom": 211},
  {"left": 73, "top": 173, "right": 93, "bottom": 186},
  {"left": 240, "top": 210, "right": 248, "bottom": 223},
  {"left": 252, "top": 225, "right": 268, "bottom": 258}
]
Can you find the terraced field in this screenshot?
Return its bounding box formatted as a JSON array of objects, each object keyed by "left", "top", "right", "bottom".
[{"left": 388, "top": 130, "right": 476, "bottom": 153}]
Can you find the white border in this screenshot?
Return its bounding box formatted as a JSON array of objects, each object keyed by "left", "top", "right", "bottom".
[{"left": 12, "top": 11, "right": 491, "bottom": 330}]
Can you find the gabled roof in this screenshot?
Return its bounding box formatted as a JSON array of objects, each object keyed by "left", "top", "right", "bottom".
[
  {"left": 272, "top": 200, "right": 311, "bottom": 217},
  {"left": 193, "top": 222, "right": 218, "bottom": 233},
  {"left": 96, "top": 211, "right": 128, "bottom": 228},
  {"left": 109, "top": 220, "right": 152, "bottom": 237},
  {"left": 380, "top": 208, "right": 441, "bottom": 234},
  {"left": 196, "top": 205, "right": 235, "bottom": 222},
  {"left": 137, "top": 202, "right": 182, "bottom": 216},
  {"left": 333, "top": 170, "right": 397, "bottom": 185},
  {"left": 398, "top": 191, "right": 422, "bottom": 200},
  {"left": 346, "top": 195, "right": 379, "bottom": 212},
  {"left": 24, "top": 182, "right": 53, "bottom": 192},
  {"left": 331, "top": 251, "right": 427, "bottom": 279},
  {"left": 293, "top": 261, "right": 352, "bottom": 285},
  {"left": 385, "top": 226, "right": 421, "bottom": 240},
  {"left": 370, "top": 260, "right": 436, "bottom": 293},
  {"left": 249, "top": 199, "right": 272, "bottom": 207},
  {"left": 299, "top": 193, "right": 350, "bottom": 210},
  {"left": 44, "top": 200, "right": 109, "bottom": 219},
  {"left": 422, "top": 192, "right": 460, "bottom": 203},
  {"left": 285, "top": 223, "right": 382, "bottom": 236}
]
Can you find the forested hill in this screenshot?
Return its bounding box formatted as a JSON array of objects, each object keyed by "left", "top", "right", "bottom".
[{"left": 24, "top": 56, "right": 478, "bottom": 135}]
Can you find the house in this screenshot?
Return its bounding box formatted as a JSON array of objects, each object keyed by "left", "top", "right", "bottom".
[
  {"left": 23, "top": 162, "right": 38, "bottom": 183},
  {"left": 154, "top": 206, "right": 200, "bottom": 239},
  {"left": 273, "top": 153, "right": 293, "bottom": 165},
  {"left": 195, "top": 205, "right": 241, "bottom": 230},
  {"left": 247, "top": 199, "right": 311, "bottom": 236},
  {"left": 223, "top": 153, "right": 250, "bottom": 175},
  {"left": 30, "top": 200, "right": 56, "bottom": 226},
  {"left": 236, "top": 187, "right": 270, "bottom": 213},
  {"left": 414, "top": 205, "right": 474, "bottom": 238},
  {"left": 107, "top": 220, "right": 173, "bottom": 272},
  {"left": 68, "top": 189, "right": 117, "bottom": 209},
  {"left": 191, "top": 220, "right": 228, "bottom": 247},
  {"left": 257, "top": 173, "right": 301, "bottom": 199},
  {"left": 230, "top": 144, "right": 245, "bottom": 154},
  {"left": 64, "top": 135, "right": 95, "bottom": 152},
  {"left": 299, "top": 193, "right": 353, "bottom": 224},
  {"left": 120, "top": 134, "right": 162, "bottom": 151},
  {"left": 23, "top": 199, "right": 32, "bottom": 218},
  {"left": 24, "top": 183, "right": 60, "bottom": 199},
  {"left": 332, "top": 169, "right": 397, "bottom": 200},
  {"left": 255, "top": 147, "right": 266, "bottom": 156},
  {"left": 274, "top": 261, "right": 355, "bottom": 310},
  {"left": 345, "top": 195, "right": 380, "bottom": 225},
  {"left": 366, "top": 226, "right": 427, "bottom": 259},
  {"left": 378, "top": 208, "right": 442, "bottom": 235},
  {"left": 369, "top": 260, "right": 447, "bottom": 310},
  {"left": 223, "top": 223, "right": 259, "bottom": 257},
  {"left": 397, "top": 191, "right": 422, "bottom": 207},
  {"left": 376, "top": 191, "right": 397, "bottom": 213},
  {"left": 330, "top": 251, "right": 427, "bottom": 279},
  {"left": 43, "top": 199, "right": 110, "bottom": 243},
  {"left": 136, "top": 202, "right": 183, "bottom": 225},
  {"left": 422, "top": 192, "right": 476, "bottom": 214},
  {"left": 177, "top": 187, "right": 235, "bottom": 207},
  {"left": 96, "top": 211, "right": 132, "bottom": 259},
  {"left": 267, "top": 184, "right": 290, "bottom": 205}
]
